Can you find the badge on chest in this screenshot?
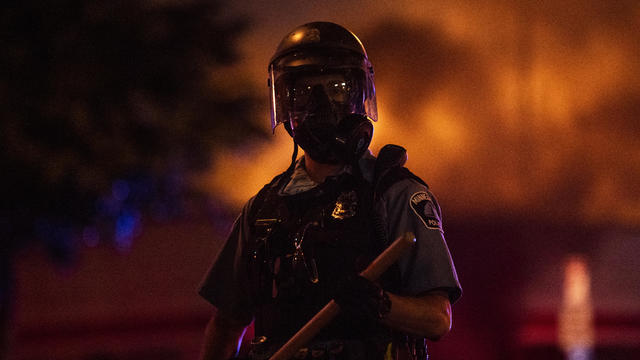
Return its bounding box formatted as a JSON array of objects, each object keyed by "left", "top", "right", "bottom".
[{"left": 331, "top": 190, "right": 358, "bottom": 220}]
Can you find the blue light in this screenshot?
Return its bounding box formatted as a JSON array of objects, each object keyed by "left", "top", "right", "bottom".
[
  {"left": 235, "top": 326, "right": 247, "bottom": 357},
  {"left": 115, "top": 210, "right": 140, "bottom": 252},
  {"left": 567, "top": 347, "right": 593, "bottom": 360}
]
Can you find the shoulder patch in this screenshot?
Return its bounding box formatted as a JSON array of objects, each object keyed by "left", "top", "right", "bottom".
[{"left": 409, "top": 191, "right": 442, "bottom": 231}]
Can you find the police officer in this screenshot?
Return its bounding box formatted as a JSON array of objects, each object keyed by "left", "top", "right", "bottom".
[{"left": 199, "top": 22, "right": 461, "bottom": 360}]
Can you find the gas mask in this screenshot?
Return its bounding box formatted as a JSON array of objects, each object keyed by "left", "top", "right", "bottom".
[
  {"left": 267, "top": 22, "right": 378, "bottom": 164},
  {"left": 275, "top": 70, "right": 373, "bottom": 164}
]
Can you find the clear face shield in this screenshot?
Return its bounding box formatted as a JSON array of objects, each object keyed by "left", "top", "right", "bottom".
[{"left": 268, "top": 49, "right": 377, "bottom": 134}]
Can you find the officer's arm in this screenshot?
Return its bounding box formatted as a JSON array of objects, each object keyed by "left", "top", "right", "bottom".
[
  {"left": 378, "top": 181, "right": 460, "bottom": 340},
  {"left": 382, "top": 290, "right": 452, "bottom": 341},
  {"left": 199, "top": 313, "right": 247, "bottom": 360}
]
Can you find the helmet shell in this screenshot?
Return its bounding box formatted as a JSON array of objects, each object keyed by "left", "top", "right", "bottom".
[
  {"left": 269, "top": 22, "right": 368, "bottom": 67},
  {"left": 268, "top": 22, "right": 377, "bottom": 133},
  {"left": 267, "top": 22, "right": 377, "bottom": 164}
]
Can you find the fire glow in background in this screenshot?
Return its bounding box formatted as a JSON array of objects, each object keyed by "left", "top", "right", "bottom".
[
  {"left": 7, "top": 1, "right": 640, "bottom": 359},
  {"left": 197, "top": 5, "right": 640, "bottom": 355},
  {"left": 202, "top": 0, "right": 640, "bottom": 228}
]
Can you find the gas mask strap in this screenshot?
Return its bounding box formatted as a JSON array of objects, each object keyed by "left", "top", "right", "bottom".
[{"left": 286, "top": 141, "right": 299, "bottom": 174}]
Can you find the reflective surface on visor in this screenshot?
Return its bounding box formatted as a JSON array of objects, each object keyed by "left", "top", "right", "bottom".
[
  {"left": 275, "top": 69, "right": 366, "bottom": 126},
  {"left": 290, "top": 73, "right": 356, "bottom": 107},
  {"left": 268, "top": 49, "right": 378, "bottom": 132}
]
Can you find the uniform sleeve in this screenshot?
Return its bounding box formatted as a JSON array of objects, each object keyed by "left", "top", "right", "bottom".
[
  {"left": 378, "top": 179, "right": 462, "bottom": 304},
  {"left": 198, "top": 197, "right": 255, "bottom": 326}
]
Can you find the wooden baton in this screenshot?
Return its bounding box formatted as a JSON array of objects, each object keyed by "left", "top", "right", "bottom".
[{"left": 268, "top": 232, "right": 416, "bottom": 360}]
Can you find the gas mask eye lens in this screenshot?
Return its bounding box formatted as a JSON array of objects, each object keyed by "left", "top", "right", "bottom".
[
  {"left": 326, "top": 80, "right": 351, "bottom": 104},
  {"left": 291, "top": 75, "right": 352, "bottom": 105}
]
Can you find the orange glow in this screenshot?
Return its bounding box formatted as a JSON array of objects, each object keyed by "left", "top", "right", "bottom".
[
  {"left": 195, "top": 129, "right": 293, "bottom": 208},
  {"left": 291, "top": 31, "right": 304, "bottom": 42},
  {"left": 558, "top": 255, "right": 595, "bottom": 351},
  {"left": 202, "top": 1, "right": 640, "bottom": 226},
  {"left": 419, "top": 101, "right": 470, "bottom": 159}
]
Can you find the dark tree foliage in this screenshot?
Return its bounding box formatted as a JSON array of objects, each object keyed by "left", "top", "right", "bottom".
[{"left": 0, "top": 0, "right": 265, "bottom": 260}]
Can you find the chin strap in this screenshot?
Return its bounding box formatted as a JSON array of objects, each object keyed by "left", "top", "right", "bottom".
[{"left": 286, "top": 141, "right": 299, "bottom": 174}]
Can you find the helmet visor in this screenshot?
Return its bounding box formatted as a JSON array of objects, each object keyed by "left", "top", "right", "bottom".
[{"left": 268, "top": 49, "right": 377, "bottom": 132}]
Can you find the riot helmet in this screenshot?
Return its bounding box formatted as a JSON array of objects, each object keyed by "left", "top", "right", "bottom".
[{"left": 268, "top": 22, "right": 377, "bottom": 164}]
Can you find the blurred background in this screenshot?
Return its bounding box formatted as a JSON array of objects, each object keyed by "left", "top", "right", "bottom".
[{"left": 2, "top": 0, "right": 639, "bottom": 359}]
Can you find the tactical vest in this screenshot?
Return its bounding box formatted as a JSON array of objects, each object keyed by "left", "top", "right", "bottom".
[{"left": 245, "top": 145, "right": 429, "bottom": 359}]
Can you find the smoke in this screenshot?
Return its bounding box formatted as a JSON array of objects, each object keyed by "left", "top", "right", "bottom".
[
  {"left": 202, "top": 0, "right": 640, "bottom": 227},
  {"left": 359, "top": 1, "right": 640, "bottom": 227}
]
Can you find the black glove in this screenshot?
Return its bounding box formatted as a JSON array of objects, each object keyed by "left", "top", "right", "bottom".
[{"left": 333, "top": 275, "right": 392, "bottom": 322}]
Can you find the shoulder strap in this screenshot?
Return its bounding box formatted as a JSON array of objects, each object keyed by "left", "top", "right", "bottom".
[
  {"left": 371, "top": 145, "right": 428, "bottom": 250},
  {"left": 372, "top": 145, "right": 431, "bottom": 297},
  {"left": 374, "top": 144, "right": 408, "bottom": 180},
  {"left": 373, "top": 144, "right": 428, "bottom": 202}
]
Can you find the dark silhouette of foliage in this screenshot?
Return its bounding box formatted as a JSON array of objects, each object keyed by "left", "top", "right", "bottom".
[{"left": 0, "top": 0, "right": 265, "bottom": 258}]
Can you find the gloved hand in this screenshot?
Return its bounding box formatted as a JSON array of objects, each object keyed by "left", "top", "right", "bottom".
[{"left": 333, "top": 275, "right": 392, "bottom": 322}]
